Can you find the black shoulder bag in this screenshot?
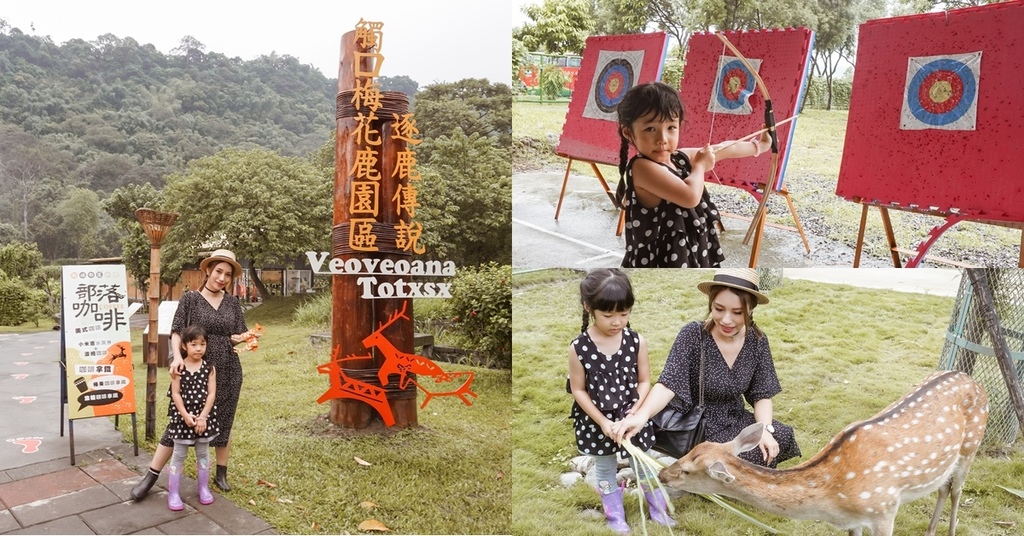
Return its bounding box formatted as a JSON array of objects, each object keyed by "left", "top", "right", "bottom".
[{"left": 650, "top": 331, "right": 706, "bottom": 458}]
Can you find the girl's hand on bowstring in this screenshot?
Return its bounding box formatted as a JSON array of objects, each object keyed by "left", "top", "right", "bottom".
[
  {"left": 692, "top": 144, "right": 716, "bottom": 173},
  {"left": 754, "top": 129, "right": 772, "bottom": 156}
]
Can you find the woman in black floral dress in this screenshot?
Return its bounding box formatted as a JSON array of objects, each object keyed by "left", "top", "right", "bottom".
[
  {"left": 613, "top": 268, "right": 801, "bottom": 468},
  {"left": 131, "top": 249, "right": 252, "bottom": 501}
]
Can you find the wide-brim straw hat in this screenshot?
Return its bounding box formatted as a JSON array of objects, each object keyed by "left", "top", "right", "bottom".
[
  {"left": 696, "top": 268, "right": 769, "bottom": 305},
  {"left": 199, "top": 249, "right": 243, "bottom": 277}
]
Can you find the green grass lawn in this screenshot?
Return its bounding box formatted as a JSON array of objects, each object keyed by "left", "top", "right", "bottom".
[
  {"left": 116, "top": 296, "right": 511, "bottom": 535},
  {"left": 513, "top": 100, "right": 1022, "bottom": 264},
  {"left": 512, "top": 269, "right": 1024, "bottom": 536}
]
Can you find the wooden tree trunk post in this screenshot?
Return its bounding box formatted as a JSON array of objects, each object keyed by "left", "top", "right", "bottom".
[
  {"left": 134, "top": 208, "right": 178, "bottom": 440},
  {"left": 965, "top": 269, "right": 1024, "bottom": 432},
  {"left": 331, "top": 27, "right": 418, "bottom": 429}
]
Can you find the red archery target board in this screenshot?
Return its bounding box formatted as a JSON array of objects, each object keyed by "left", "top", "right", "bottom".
[
  {"left": 679, "top": 28, "right": 814, "bottom": 191},
  {"left": 837, "top": 1, "right": 1024, "bottom": 220},
  {"left": 555, "top": 32, "right": 669, "bottom": 165}
]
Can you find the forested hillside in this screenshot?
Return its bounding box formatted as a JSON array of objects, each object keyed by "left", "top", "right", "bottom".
[
  {"left": 0, "top": 24, "right": 428, "bottom": 260},
  {"left": 0, "top": 27, "right": 340, "bottom": 258},
  {"left": 0, "top": 28, "right": 336, "bottom": 168}
]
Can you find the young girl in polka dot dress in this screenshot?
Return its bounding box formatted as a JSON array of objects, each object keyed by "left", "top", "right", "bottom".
[
  {"left": 567, "top": 268, "right": 674, "bottom": 533},
  {"left": 614, "top": 82, "right": 772, "bottom": 268},
  {"left": 164, "top": 325, "right": 219, "bottom": 511}
]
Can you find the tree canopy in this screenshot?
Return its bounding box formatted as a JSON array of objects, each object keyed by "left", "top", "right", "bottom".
[
  {"left": 514, "top": 0, "right": 596, "bottom": 54},
  {"left": 161, "top": 148, "right": 331, "bottom": 299},
  {"left": 0, "top": 25, "right": 338, "bottom": 259}
]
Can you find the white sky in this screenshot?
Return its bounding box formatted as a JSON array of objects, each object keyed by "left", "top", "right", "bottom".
[{"left": 1, "top": 0, "right": 521, "bottom": 86}]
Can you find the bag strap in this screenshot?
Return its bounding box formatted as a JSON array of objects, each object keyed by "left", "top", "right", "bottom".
[{"left": 697, "top": 329, "right": 705, "bottom": 406}]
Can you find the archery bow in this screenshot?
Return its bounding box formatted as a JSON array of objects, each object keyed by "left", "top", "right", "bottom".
[{"left": 714, "top": 32, "right": 780, "bottom": 250}]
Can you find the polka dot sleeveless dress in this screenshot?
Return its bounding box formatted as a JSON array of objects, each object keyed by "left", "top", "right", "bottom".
[
  {"left": 621, "top": 152, "right": 725, "bottom": 268},
  {"left": 165, "top": 359, "right": 220, "bottom": 443},
  {"left": 570, "top": 327, "right": 655, "bottom": 456}
]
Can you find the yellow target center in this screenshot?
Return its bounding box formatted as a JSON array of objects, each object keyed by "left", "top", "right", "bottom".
[
  {"left": 608, "top": 79, "right": 620, "bottom": 93},
  {"left": 929, "top": 80, "right": 953, "bottom": 103},
  {"left": 727, "top": 76, "right": 742, "bottom": 95}
]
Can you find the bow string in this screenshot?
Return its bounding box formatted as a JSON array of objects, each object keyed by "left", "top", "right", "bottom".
[{"left": 713, "top": 32, "right": 780, "bottom": 247}]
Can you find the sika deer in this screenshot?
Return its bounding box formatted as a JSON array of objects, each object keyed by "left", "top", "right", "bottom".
[{"left": 659, "top": 370, "right": 988, "bottom": 536}]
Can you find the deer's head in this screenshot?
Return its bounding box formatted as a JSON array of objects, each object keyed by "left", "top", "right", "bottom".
[{"left": 659, "top": 422, "right": 765, "bottom": 493}]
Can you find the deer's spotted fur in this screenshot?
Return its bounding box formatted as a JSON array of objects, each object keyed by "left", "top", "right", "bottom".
[{"left": 658, "top": 371, "right": 988, "bottom": 536}]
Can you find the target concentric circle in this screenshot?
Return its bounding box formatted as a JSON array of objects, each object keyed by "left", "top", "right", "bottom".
[
  {"left": 716, "top": 59, "right": 756, "bottom": 110},
  {"left": 594, "top": 58, "right": 635, "bottom": 113},
  {"left": 906, "top": 58, "right": 976, "bottom": 126}
]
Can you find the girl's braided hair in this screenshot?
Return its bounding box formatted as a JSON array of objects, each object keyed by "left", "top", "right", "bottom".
[{"left": 613, "top": 82, "right": 685, "bottom": 208}]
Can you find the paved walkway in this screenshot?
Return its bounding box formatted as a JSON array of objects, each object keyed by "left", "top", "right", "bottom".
[{"left": 0, "top": 330, "right": 275, "bottom": 535}]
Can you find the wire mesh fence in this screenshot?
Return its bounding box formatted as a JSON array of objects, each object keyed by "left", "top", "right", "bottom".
[{"left": 939, "top": 269, "right": 1024, "bottom": 446}]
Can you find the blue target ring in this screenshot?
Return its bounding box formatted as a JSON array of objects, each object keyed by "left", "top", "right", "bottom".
[
  {"left": 715, "top": 59, "right": 756, "bottom": 110},
  {"left": 906, "top": 59, "right": 976, "bottom": 126},
  {"left": 595, "top": 58, "right": 634, "bottom": 113}
]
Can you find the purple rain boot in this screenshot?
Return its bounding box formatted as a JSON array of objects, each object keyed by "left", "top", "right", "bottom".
[
  {"left": 599, "top": 488, "right": 630, "bottom": 534},
  {"left": 644, "top": 488, "right": 677, "bottom": 527},
  {"left": 197, "top": 459, "right": 214, "bottom": 505},
  {"left": 167, "top": 463, "right": 184, "bottom": 511}
]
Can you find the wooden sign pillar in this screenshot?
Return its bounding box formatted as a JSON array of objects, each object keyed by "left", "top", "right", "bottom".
[{"left": 331, "top": 26, "right": 418, "bottom": 429}]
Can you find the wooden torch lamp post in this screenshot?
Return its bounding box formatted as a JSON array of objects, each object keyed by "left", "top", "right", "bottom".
[{"left": 134, "top": 208, "right": 178, "bottom": 440}]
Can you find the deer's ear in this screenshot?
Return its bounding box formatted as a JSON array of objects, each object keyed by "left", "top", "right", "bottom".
[
  {"left": 733, "top": 423, "right": 765, "bottom": 454},
  {"left": 709, "top": 461, "right": 735, "bottom": 483}
]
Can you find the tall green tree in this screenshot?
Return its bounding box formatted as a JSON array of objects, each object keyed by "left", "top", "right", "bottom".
[
  {"left": 514, "top": 0, "right": 595, "bottom": 54},
  {"left": 412, "top": 79, "right": 512, "bottom": 162},
  {"left": 593, "top": 0, "right": 653, "bottom": 35},
  {"left": 691, "top": 0, "right": 817, "bottom": 31},
  {"left": 648, "top": 0, "right": 697, "bottom": 59},
  {"left": 379, "top": 75, "right": 419, "bottom": 101},
  {"left": 416, "top": 131, "right": 511, "bottom": 267},
  {"left": 803, "top": 0, "right": 885, "bottom": 110},
  {"left": 0, "top": 125, "right": 74, "bottom": 240},
  {"left": 56, "top": 187, "right": 102, "bottom": 260},
  {"left": 102, "top": 183, "right": 167, "bottom": 295},
  {"left": 162, "top": 148, "right": 330, "bottom": 300}
]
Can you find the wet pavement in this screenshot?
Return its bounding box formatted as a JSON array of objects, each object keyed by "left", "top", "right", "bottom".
[
  {"left": 513, "top": 170, "right": 893, "bottom": 270},
  {"left": 0, "top": 330, "right": 275, "bottom": 535}
]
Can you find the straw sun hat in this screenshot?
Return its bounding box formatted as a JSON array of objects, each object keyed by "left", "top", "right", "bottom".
[
  {"left": 696, "top": 268, "right": 769, "bottom": 305},
  {"left": 199, "top": 249, "right": 243, "bottom": 277}
]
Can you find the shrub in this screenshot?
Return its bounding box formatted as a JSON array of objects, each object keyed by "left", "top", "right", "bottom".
[
  {"left": 0, "top": 275, "right": 46, "bottom": 326},
  {"left": 292, "top": 290, "right": 332, "bottom": 328},
  {"left": 446, "top": 263, "right": 512, "bottom": 369},
  {"left": 539, "top": 63, "right": 567, "bottom": 101},
  {"left": 802, "top": 77, "right": 852, "bottom": 110}
]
